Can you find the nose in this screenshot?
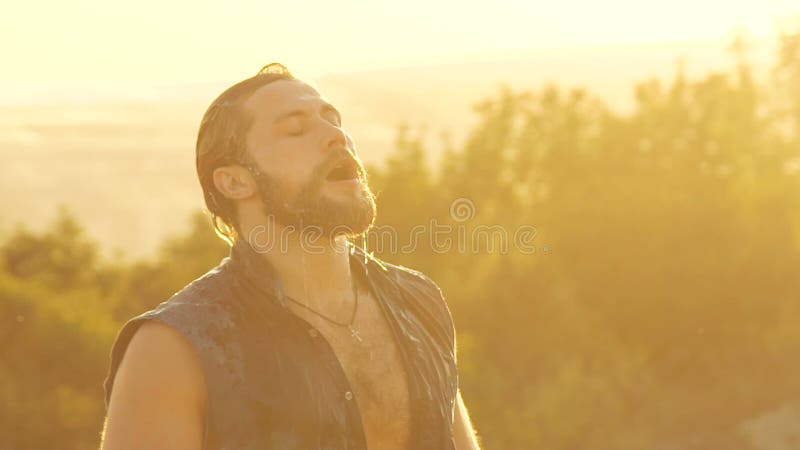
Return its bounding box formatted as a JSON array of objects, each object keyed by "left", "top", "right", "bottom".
[
  {"left": 323, "top": 121, "right": 353, "bottom": 156},
  {"left": 344, "top": 133, "right": 358, "bottom": 157}
]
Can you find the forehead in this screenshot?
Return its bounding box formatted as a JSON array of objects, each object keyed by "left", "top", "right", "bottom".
[{"left": 243, "top": 79, "right": 325, "bottom": 120}]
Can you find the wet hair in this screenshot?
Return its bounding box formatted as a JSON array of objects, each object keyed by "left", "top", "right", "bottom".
[{"left": 195, "top": 62, "right": 296, "bottom": 245}]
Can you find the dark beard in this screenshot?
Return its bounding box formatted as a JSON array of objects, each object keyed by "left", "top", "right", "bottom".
[{"left": 250, "top": 156, "right": 377, "bottom": 239}]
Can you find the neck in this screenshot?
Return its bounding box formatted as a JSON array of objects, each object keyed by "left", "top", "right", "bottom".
[{"left": 242, "top": 222, "right": 355, "bottom": 313}]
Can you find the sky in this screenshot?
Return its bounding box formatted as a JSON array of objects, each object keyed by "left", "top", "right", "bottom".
[
  {"left": 2, "top": 0, "right": 799, "bottom": 255},
  {"left": 2, "top": 0, "right": 799, "bottom": 87}
]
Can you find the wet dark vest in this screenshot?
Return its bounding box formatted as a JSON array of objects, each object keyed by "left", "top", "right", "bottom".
[{"left": 103, "top": 239, "right": 458, "bottom": 450}]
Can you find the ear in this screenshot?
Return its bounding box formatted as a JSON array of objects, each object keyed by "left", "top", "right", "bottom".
[{"left": 212, "top": 165, "right": 256, "bottom": 200}]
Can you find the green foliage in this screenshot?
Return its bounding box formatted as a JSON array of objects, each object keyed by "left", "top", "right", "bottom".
[
  {"left": 3, "top": 30, "right": 800, "bottom": 450},
  {"left": 0, "top": 263, "right": 116, "bottom": 450},
  {"left": 0, "top": 210, "right": 228, "bottom": 449},
  {"left": 367, "top": 31, "right": 800, "bottom": 450},
  {"left": 2, "top": 206, "right": 100, "bottom": 291}
]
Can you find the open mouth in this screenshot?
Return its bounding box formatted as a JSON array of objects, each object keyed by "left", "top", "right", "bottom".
[{"left": 325, "top": 158, "right": 361, "bottom": 182}]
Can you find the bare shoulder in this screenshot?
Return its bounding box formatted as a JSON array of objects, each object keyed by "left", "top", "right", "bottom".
[
  {"left": 101, "top": 319, "right": 207, "bottom": 450},
  {"left": 119, "top": 319, "right": 206, "bottom": 400}
]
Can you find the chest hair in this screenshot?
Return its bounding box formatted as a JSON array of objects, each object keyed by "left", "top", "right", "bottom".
[{"left": 295, "top": 288, "right": 412, "bottom": 450}]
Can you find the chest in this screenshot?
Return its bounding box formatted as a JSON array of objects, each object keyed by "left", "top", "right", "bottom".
[{"left": 297, "top": 289, "right": 412, "bottom": 450}]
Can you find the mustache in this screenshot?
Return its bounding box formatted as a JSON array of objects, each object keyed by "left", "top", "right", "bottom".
[{"left": 315, "top": 148, "right": 364, "bottom": 180}]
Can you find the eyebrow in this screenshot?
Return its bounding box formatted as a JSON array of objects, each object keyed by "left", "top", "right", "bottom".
[{"left": 273, "top": 102, "right": 342, "bottom": 125}]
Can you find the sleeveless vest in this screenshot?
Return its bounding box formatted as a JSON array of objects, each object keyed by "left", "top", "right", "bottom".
[{"left": 103, "top": 238, "right": 458, "bottom": 450}]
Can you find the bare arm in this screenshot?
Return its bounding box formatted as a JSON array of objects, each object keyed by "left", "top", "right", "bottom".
[
  {"left": 100, "top": 320, "right": 206, "bottom": 450},
  {"left": 453, "top": 389, "right": 481, "bottom": 450}
]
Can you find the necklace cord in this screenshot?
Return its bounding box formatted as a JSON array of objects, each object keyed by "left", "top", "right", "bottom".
[{"left": 283, "top": 270, "right": 359, "bottom": 328}]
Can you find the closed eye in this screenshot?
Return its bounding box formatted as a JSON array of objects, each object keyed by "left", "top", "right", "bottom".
[
  {"left": 286, "top": 123, "right": 306, "bottom": 135},
  {"left": 276, "top": 103, "right": 342, "bottom": 136},
  {"left": 283, "top": 117, "right": 307, "bottom": 136}
]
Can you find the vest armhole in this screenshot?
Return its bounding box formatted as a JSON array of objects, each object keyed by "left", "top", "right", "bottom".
[
  {"left": 401, "top": 268, "right": 457, "bottom": 355},
  {"left": 103, "top": 313, "right": 212, "bottom": 450}
]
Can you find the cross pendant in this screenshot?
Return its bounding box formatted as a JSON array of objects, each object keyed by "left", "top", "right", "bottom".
[{"left": 349, "top": 325, "right": 363, "bottom": 342}]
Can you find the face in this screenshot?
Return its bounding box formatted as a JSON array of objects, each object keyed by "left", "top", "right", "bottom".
[{"left": 241, "top": 79, "right": 376, "bottom": 239}]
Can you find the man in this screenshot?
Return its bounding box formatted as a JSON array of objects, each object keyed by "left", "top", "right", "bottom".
[{"left": 100, "top": 63, "right": 481, "bottom": 450}]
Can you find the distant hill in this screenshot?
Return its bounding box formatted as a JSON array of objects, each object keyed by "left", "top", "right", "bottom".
[{"left": 1, "top": 38, "right": 775, "bottom": 257}]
